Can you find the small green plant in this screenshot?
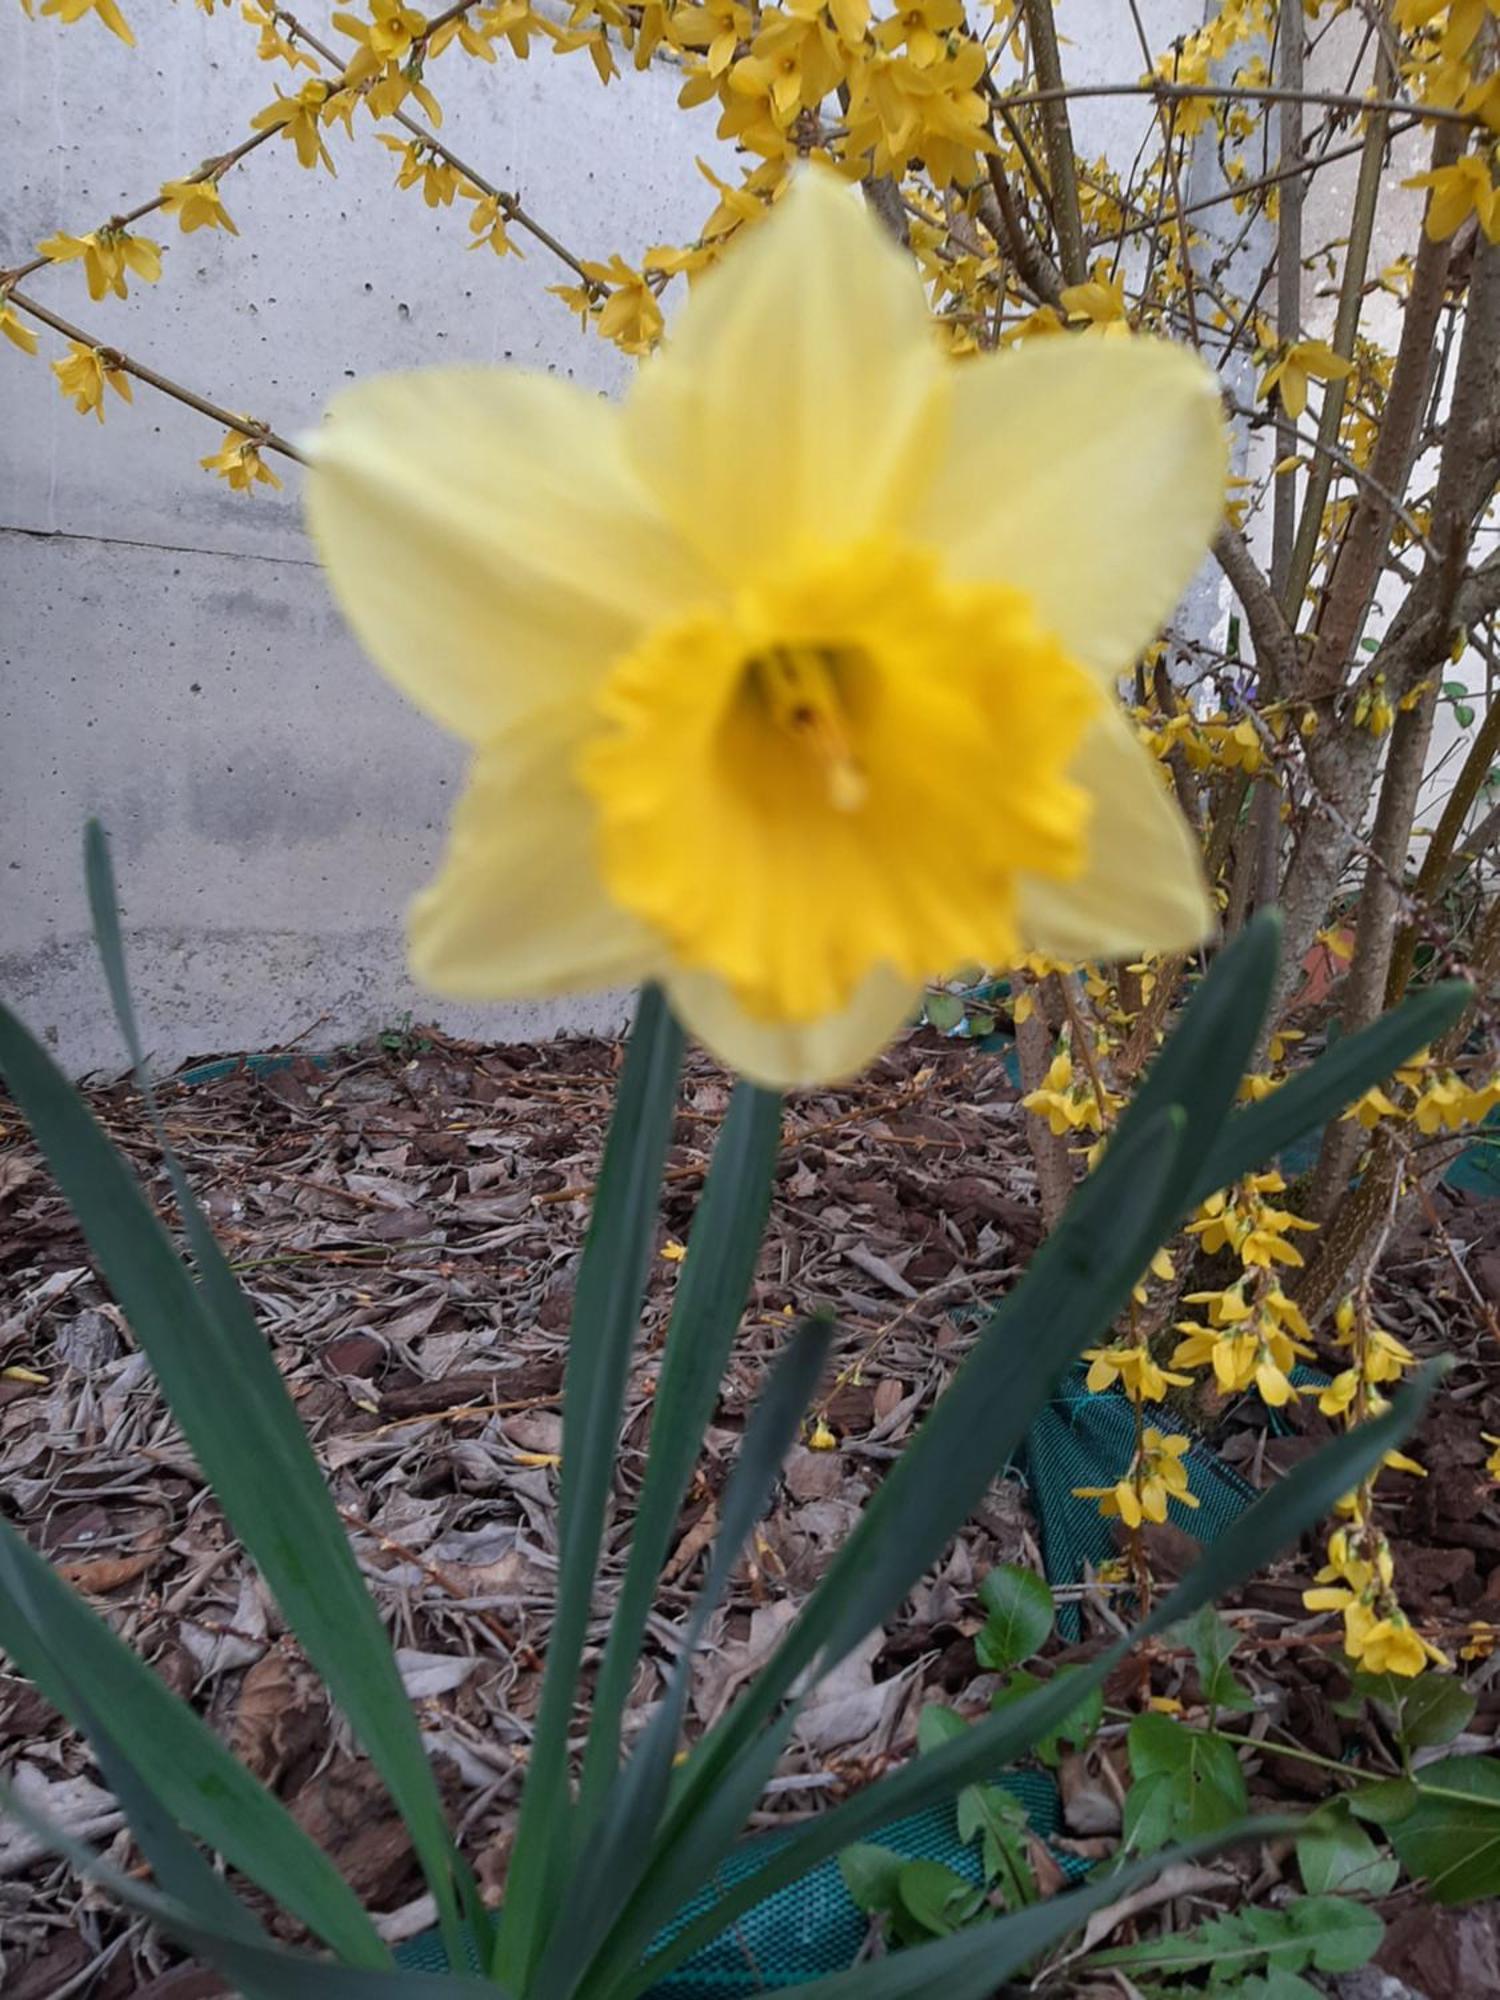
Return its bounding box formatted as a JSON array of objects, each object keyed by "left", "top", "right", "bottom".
[
  {"left": 1090, "top": 1897, "right": 1385, "bottom": 1996},
  {"left": 376, "top": 1011, "right": 435, "bottom": 1057},
  {"left": 856, "top": 1561, "right": 1500, "bottom": 1973}
]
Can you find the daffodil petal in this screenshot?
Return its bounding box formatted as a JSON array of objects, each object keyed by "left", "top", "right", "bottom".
[
  {"left": 624, "top": 169, "right": 949, "bottom": 579},
  {"left": 409, "top": 705, "right": 662, "bottom": 999},
  {"left": 909, "top": 336, "right": 1226, "bottom": 680},
  {"left": 1018, "top": 706, "right": 1213, "bottom": 960},
  {"left": 665, "top": 964, "right": 920, "bottom": 1089},
  {"left": 305, "top": 368, "right": 719, "bottom": 742}
]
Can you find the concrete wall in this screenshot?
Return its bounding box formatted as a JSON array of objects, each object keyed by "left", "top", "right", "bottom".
[
  {"left": 11, "top": 3, "right": 1461, "bottom": 1076},
  {"left": 1, "top": 9, "right": 718, "bottom": 1073}
]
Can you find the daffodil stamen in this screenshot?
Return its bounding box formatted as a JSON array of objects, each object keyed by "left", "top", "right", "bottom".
[{"left": 750, "top": 643, "right": 868, "bottom": 811}]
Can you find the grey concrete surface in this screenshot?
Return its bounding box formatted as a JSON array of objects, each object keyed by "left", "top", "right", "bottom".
[
  {"left": 0, "top": 8, "right": 713, "bottom": 1073},
  {"left": 8, "top": 2, "right": 1472, "bottom": 1075},
  {"left": 0, "top": 0, "right": 1209, "bottom": 1076}
]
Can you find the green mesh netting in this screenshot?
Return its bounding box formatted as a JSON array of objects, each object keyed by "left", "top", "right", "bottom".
[
  {"left": 393, "top": 1370, "right": 1281, "bottom": 1990},
  {"left": 394, "top": 1775, "right": 1084, "bottom": 1992},
  {"left": 1013, "top": 1371, "right": 1258, "bottom": 1640}
]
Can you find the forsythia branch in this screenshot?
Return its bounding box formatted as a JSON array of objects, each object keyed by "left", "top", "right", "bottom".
[{"left": 8, "top": 287, "right": 304, "bottom": 461}]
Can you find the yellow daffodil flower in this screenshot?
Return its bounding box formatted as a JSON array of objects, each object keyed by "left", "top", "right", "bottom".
[{"left": 305, "top": 171, "right": 1224, "bottom": 1087}]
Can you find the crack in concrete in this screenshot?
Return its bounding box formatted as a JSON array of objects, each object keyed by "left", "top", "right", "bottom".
[{"left": 0, "top": 522, "right": 322, "bottom": 570}]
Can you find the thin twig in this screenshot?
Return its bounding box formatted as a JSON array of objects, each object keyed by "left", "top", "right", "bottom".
[{"left": 6, "top": 288, "right": 305, "bottom": 460}]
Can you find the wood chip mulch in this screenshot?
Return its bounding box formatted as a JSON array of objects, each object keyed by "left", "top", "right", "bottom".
[{"left": 4, "top": 1018, "right": 1500, "bottom": 1996}]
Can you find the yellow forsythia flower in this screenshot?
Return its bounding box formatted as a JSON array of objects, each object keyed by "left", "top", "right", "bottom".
[
  {"left": 467, "top": 193, "right": 520, "bottom": 258},
  {"left": 1082, "top": 1342, "right": 1191, "bottom": 1401},
  {"left": 331, "top": 0, "right": 428, "bottom": 83},
  {"left": 304, "top": 172, "right": 1225, "bottom": 1088},
  {"left": 250, "top": 81, "right": 339, "bottom": 173},
  {"left": 1059, "top": 263, "right": 1129, "bottom": 330},
  {"left": 1462, "top": 1621, "right": 1497, "bottom": 1662},
  {"left": 1076, "top": 1429, "right": 1198, "bottom": 1529},
  {"left": 37, "top": 228, "right": 163, "bottom": 301},
  {"left": 1404, "top": 153, "right": 1500, "bottom": 245},
  {"left": 51, "top": 341, "right": 132, "bottom": 421},
  {"left": 200, "top": 430, "right": 283, "bottom": 494},
  {"left": 159, "top": 177, "right": 240, "bottom": 236},
  {"left": 38, "top": 0, "right": 133, "bottom": 42},
  {"left": 0, "top": 303, "right": 39, "bottom": 354},
  {"left": 1257, "top": 338, "right": 1355, "bottom": 420}
]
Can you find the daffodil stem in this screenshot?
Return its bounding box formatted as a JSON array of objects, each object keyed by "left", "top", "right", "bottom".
[{"left": 5, "top": 287, "right": 305, "bottom": 460}]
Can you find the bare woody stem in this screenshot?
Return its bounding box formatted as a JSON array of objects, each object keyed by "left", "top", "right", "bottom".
[
  {"left": 1283, "top": 49, "right": 1392, "bottom": 615},
  {"left": 1020, "top": 0, "right": 1087, "bottom": 287},
  {"left": 6, "top": 288, "right": 305, "bottom": 461},
  {"left": 1271, "top": 5, "right": 1305, "bottom": 607},
  {"left": 1110, "top": 115, "right": 1423, "bottom": 247},
  {"left": 272, "top": 11, "right": 602, "bottom": 287},
  {"left": 1385, "top": 689, "right": 1500, "bottom": 1005},
  {"left": 1014, "top": 974, "right": 1074, "bottom": 1232},
  {"left": 0, "top": 128, "right": 280, "bottom": 289},
  {"left": 1302, "top": 118, "right": 1464, "bottom": 702},
  {"left": 993, "top": 77, "right": 1481, "bottom": 125}
]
